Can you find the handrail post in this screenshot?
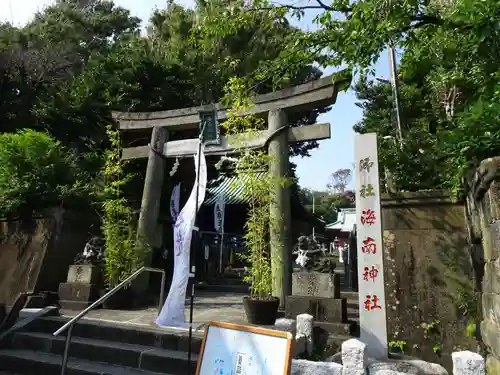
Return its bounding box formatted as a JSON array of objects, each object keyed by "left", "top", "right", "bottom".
[
  {"left": 54, "top": 267, "right": 166, "bottom": 375},
  {"left": 60, "top": 324, "right": 73, "bottom": 375},
  {"left": 159, "top": 270, "right": 166, "bottom": 311}
]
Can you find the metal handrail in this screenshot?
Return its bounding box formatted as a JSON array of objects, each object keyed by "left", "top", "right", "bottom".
[{"left": 53, "top": 266, "right": 166, "bottom": 375}]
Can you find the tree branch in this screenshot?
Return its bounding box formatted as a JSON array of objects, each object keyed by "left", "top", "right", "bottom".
[
  {"left": 400, "top": 15, "right": 445, "bottom": 33},
  {"left": 313, "top": 0, "right": 335, "bottom": 11},
  {"left": 249, "top": 0, "right": 351, "bottom": 12},
  {"left": 248, "top": 4, "right": 329, "bottom": 11}
]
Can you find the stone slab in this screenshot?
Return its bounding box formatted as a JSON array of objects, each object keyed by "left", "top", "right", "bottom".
[
  {"left": 483, "top": 221, "right": 500, "bottom": 261},
  {"left": 486, "top": 354, "right": 500, "bottom": 375},
  {"left": 67, "top": 265, "right": 101, "bottom": 284},
  {"left": 292, "top": 272, "right": 340, "bottom": 298},
  {"left": 285, "top": 295, "right": 346, "bottom": 323},
  {"left": 481, "top": 292, "right": 500, "bottom": 326},
  {"left": 452, "top": 351, "right": 485, "bottom": 375},
  {"left": 58, "top": 282, "right": 100, "bottom": 310},
  {"left": 291, "top": 359, "right": 342, "bottom": 375},
  {"left": 480, "top": 319, "right": 500, "bottom": 360},
  {"left": 314, "top": 321, "right": 353, "bottom": 336},
  {"left": 367, "top": 357, "right": 448, "bottom": 375},
  {"left": 488, "top": 221, "right": 500, "bottom": 261},
  {"left": 483, "top": 258, "right": 500, "bottom": 294}
]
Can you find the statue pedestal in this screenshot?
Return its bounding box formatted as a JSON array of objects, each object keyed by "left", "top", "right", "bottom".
[
  {"left": 286, "top": 271, "right": 348, "bottom": 330},
  {"left": 58, "top": 265, "right": 101, "bottom": 310},
  {"left": 292, "top": 271, "right": 340, "bottom": 298}
]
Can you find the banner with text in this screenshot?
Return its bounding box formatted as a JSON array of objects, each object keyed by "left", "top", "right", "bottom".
[
  {"left": 170, "top": 183, "right": 181, "bottom": 225},
  {"left": 214, "top": 194, "right": 225, "bottom": 234},
  {"left": 355, "top": 133, "right": 388, "bottom": 359},
  {"left": 156, "top": 146, "right": 207, "bottom": 328},
  {"left": 214, "top": 194, "right": 225, "bottom": 273}
]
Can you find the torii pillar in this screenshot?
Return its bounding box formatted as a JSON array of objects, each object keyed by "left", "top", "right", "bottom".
[{"left": 268, "top": 109, "right": 292, "bottom": 308}]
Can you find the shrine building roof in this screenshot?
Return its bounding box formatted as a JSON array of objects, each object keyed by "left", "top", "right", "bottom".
[{"left": 325, "top": 208, "right": 356, "bottom": 233}]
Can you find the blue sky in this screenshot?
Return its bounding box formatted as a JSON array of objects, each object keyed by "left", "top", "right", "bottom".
[{"left": 1, "top": 0, "right": 391, "bottom": 191}]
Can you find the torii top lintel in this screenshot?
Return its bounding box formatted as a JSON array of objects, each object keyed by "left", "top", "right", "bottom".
[{"left": 112, "top": 73, "right": 347, "bottom": 131}]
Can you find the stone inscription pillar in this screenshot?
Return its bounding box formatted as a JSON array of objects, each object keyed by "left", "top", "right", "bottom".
[{"left": 268, "top": 109, "right": 292, "bottom": 308}]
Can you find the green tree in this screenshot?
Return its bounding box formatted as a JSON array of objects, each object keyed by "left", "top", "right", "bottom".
[
  {"left": 199, "top": 0, "right": 500, "bottom": 194},
  {"left": 299, "top": 187, "right": 354, "bottom": 223},
  {"left": 148, "top": 0, "right": 329, "bottom": 157},
  {"left": 0, "top": 129, "right": 92, "bottom": 217}
]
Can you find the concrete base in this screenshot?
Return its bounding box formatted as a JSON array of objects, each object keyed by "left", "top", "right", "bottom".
[
  {"left": 367, "top": 356, "right": 448, "bottom": 375},
  {"left": 58, "top": 283, "right": 100, "bottom": 310},
  {"left": 285, "top": 295, "right": 347, "bottom": 323}
]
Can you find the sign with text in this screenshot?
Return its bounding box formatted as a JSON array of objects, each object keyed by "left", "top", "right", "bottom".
[
  {"left": 199, "top": 110, "right": 221, "bottom": 145},
  {"left": 354, "top": 133, "right": 388, "bottom": 359},
  {"left": 214, "top": 195, "right": 225, "bottom": 234},
  {"left": 196, "top": 321, "right": 293, "bottom": 375}
]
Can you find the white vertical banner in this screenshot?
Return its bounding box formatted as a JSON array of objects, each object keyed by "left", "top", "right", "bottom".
[
  {"left": 170, "top": 183, "right": 181, "bottom": 226},
  {"left": 156, "top": 145, "right": 207, "bottom": 328},
  {"left": 214, "top": 194, "right": 225, "bottom": 273},
  {"left": 214, "top": 194, "right": 225, "bottom": 234},
  {"left": 355, "top": 133, "right": 388, "bottom": 359}
]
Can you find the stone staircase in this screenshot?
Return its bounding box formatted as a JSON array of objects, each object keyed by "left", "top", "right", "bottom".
[
  {"left": 194, "top": 277, "right": 249, "bottom": 294},
  {"left": 0, "top": 297, "right": 360, "bottom": 374},
  {"left": 342, "top": 291, "right": 360, "bottom": 323},
  {"left": 0, "top": 316, "right": 201, "bottom": 375}
]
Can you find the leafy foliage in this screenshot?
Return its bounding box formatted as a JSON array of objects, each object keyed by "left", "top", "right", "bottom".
[
  {"left": 222, "top": 112, "right": 277, "bottom": 299},
  {"left": 299, "top": 187, "right": 354, "bottom": 223},
  {"left": 0, "top": 0, "right": 327, "bottom": 216},
  {"left": 101, "top": 126, "right": 149, "bottom": 288},
  {"left": 0, "top": 129, "right": 92, "bottom": 217},
  {"left": 201, "top": 0, "right": 500, "bottom": 193}
]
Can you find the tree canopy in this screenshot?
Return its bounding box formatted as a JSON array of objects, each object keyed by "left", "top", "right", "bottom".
[
  {"left": 0, "top": 0, "right": 329, "bottom": 216},
  {"left": 203, "top": 0, "right": 500, "bottom": 195}
]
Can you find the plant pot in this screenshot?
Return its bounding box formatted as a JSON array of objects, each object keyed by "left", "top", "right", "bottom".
[
  {"left": 243, "top": 296, "right": 280, "bottom": 325},
  {"left": 100, "top": 287, "right": 134, "bottom": 310}
]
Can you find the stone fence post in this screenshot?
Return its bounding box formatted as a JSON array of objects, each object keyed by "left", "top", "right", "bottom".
[
  {"left": 452, "top": 351, "right": 485, "bottom": 375},
  {"left": 342, "top": 339, "right": 367, "bottom": 375}
]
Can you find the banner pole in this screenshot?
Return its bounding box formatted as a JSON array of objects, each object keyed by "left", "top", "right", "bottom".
[
  {"left": 188, "top": 139, "right": 202, "bottom": 375},
  {"left": 219, "top": 232, "right": 224, "bottom": 273}
]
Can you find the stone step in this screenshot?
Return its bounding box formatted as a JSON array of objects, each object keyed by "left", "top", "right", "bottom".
[
  {"left": 20, "top": 316, "right": 204, "bottom": 354},
  {"left": 194, "top": 283, "right": 249, "bottom": 294},
  {"left": 340, "top": 291, "right": 359, "bottom": 300},
  {"left": 11, "top": 332, "right": 198, "bottom": 374},
  {"left": 204, "top": 278, "right": 246, "bottom": 286},
  {"left": 0, "top": 349, "right": 167, "bottom": 375},
  {"left": 347, "top": 308, "right": 359, "bottom": 320},
  {"left": 346, "top": 301, "right": 359, "bottom": 311}
]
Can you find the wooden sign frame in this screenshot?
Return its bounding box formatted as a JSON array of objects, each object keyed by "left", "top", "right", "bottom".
[{"left": 195, "top": 321, "right": 294, "bottom": 375}]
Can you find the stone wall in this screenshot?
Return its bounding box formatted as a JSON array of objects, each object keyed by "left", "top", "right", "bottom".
[
  {"left": 466, "top": 157, "right": 500, "bottom": 374},
  {"left": 381, "top": 191, "right": 476, "bottom": 371},
  {"left": 0, "top": 209, "right": 99, "bottom": 307}
]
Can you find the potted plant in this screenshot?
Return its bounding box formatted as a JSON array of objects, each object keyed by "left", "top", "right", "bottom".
[
  {"left": 223, "top": 145, "right": 282, "bottom": 325},
  {"left": 219, "top": 84, "right": 291, "bottom": 325},
  {"left": 99, "top": 126, "right": 150, "bottom": 309}
]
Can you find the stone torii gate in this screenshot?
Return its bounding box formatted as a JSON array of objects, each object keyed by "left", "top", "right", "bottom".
[{"left": 112, "top": 73, "right": 347, "bottom": 305}]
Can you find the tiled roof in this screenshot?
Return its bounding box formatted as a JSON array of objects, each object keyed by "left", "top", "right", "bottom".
[{"left": 203, "top": 172, "right": 267, "bottom": 205}]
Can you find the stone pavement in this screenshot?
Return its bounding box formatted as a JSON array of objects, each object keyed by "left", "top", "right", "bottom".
[{"left": 61, "top": 291, "right": 246, "bottom": 331}]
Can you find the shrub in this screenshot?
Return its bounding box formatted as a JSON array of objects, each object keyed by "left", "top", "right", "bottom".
[{"left": 0, "top": 129, "right": 92, "bottom": 217}]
